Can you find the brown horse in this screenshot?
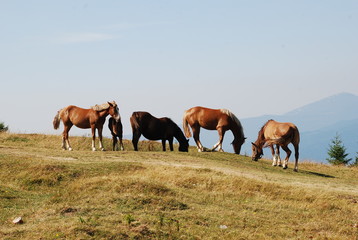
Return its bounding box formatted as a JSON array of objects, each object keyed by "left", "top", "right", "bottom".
[
  {"left": 182, "top": 106, "right": 245, "bottom": 154},
  {"left": 53, "top": 101, "right": 120, "bottom": 151},
  {"left": 108, "top": 117, "right": 124, "bottom": 151},
  {"left": 130, "top": 111, "right": 189, "bottom": 152},
  {"left": 251, "top": 119, "right": 300, "bottom": 171}
]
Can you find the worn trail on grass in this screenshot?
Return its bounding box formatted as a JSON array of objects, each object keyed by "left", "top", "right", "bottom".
[{"left": 2, "top": 145, "right": 357, "bottom": 196}]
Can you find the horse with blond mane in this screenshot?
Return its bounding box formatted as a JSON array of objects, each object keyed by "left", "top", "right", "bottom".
[
  {"left": 183, "top": 106, "right": 245, "bottom": 154},
  {"left": 53, "top": 101, "right": 120, "bottom": 151},
  {"left": 251, "top": 119, "right": 300, "bottom": 171}
]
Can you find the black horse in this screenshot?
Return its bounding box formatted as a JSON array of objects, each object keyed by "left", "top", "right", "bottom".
[
  {"left": 108, "top": 117, "right": 124, "bottom": 151},
  {"left": 130, "top": 111, "right": 189, "bottom": 152}
]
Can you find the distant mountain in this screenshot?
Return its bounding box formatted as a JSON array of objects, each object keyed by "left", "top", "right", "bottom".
[
  {"left": 199, "top": 92, "right": 358, "bottom": 163},
  {"left": 299, "top": 118, "right": 358, "bottom": 161},
  {"left": 284, "top": 92, "right": 358, "bottom": 132}
]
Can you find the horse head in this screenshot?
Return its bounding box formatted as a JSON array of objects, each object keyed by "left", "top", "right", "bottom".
[
  {"left": 178, "top": 139, "right": 189, "bottom": 152},
  {"left": 251, "top": 142, "right": 263, "bottom": 161},
  {"left": 232, "top": 137, "right": 246, "bottom": 154},
  {"left": 108, "top": 101, "right": 120, "bottom": 122}
]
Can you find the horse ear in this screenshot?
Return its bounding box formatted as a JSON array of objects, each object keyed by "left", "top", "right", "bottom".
[
  {"left": 251, "top": 142, "right": 257, "bottom": 147},
  {"left": 108, "top": 101, "right": 114, "bottom": 107}
]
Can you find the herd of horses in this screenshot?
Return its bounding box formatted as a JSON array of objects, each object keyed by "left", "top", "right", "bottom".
[{"left": 53, "top": 102, "right": 300, "bottom": 171}]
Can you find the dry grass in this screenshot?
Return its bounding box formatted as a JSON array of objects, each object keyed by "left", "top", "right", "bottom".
[{"left": 0, "top": 133, "right": 357, "bottom": 239}]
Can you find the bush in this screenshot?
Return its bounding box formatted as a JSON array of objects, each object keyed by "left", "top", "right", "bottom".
[{"left": 0, "top": 122, "right": 8, "bottom": 132}]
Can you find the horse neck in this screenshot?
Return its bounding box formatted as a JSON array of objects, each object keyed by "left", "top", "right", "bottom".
[
  {"left": 254, "top": 127, "right": 266, "bottom": 148},
  {"left": 98, "top": 109, "right": 110, "bottom": 119},
  {"left": 230, "top": 121, "right": 245, "bottom": 142},
  {"left": 173, "top": 126, "right": 187, "bottom": 143}
]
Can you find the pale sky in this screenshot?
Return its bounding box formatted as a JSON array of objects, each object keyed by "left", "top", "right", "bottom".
[{"left": 1, "top": 1, "right": 358, "bottom": 138}]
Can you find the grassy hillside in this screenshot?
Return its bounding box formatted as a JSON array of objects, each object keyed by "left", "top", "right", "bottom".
[{"left": 0, "top": 133, "right": 357, "bottom": 239}]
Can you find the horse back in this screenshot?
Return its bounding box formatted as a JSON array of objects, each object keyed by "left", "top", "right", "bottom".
[
  {"left": 131, "top": 112, "right": 175, "bottom": 140},
  {"left": 265, "top": 120, "right": 299, "bottom": 145},
  {"left": 61, "top": 105, "right": 97, "bottom": 129},
  {"left": 185, "top": 106, "right": 227, "bottom": 130}
]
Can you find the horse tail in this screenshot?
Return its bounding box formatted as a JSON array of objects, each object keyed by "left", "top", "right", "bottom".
[
  {"left": 53, "top": 109, "right": 62, "bottom": 130},
  {"left": 130, "top": 112, "right": 140, "bottom": 130},
  {"left": 293, "top": 125, "right": 300, "bottom": 146},
  {"left": 182, "top": 111, "right": 192, "bottom": 138}
]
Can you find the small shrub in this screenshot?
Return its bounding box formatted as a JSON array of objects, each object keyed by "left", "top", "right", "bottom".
[{"left": 0, "top": 122, "right": 8, "bottom": 132}]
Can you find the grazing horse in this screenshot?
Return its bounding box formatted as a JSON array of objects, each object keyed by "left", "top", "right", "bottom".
[
  {"left": 130, "top": 111, "right": 189, "bottom": 152},
  {"left": 251, "top": 119, "right": 300, "bottom": 171},
  {"left": 108, "top": 117, "right": 124, "bottom": 151},
  {"left": 53, "top": 101, "right": 120, "bottom": 151},
  {"left": 182, "top": 106, "right": 245, "bottom": 154}
]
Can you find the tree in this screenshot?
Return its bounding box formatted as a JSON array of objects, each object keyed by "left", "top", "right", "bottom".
[
  {"left": 0, "top": 122, "right": 8, "bottom": 132},
  {"left": 326, "top": 133, "right": 351, "bottom": 165},
  {"left": 352, "top": 153, "right": 358, "bottom": 167}
]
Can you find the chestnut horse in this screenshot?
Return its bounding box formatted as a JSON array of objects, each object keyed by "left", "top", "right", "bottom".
[
  {"left": 108, "top": 117, "right": 124, "bottom": 151},
  {"left": 183, "top": 106, "right": 245, "bottom": 154},
  {"left": 251, "top": 119, "right": 300, "bottom": 171},
  {"left": 53, "top": 101, "right": 120, "bottom": 151},
  {"left": 130, "top": 111, "right": 189, "bottom": 152}
]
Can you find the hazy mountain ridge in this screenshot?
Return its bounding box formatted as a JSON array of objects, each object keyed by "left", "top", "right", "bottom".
[{"left": 201, "top": 92, "right": 358, "bottom": 162}]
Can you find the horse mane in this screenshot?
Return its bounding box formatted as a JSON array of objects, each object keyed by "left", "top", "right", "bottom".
[
  {"left": 91, "top": 101, "right": 116, "bottom": 112},
  {"left": 220, "top": 109, "right": 244, "bottom": 137}
]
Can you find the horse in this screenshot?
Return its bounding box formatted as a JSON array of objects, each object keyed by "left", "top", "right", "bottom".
[
  {"left": 53, "top": 101, "right": 120, "bottom": 151},
  {"left": 130, "top": 111, "right": 189, "bottom": 152},
  {"left": 182, "top": 106, "right": 245, "bottom": 154},
  {"left": 108, "top": 116, "right": 124, "bottom": 151},
  {"left": 251, "top": 119, "right": 300, "bottom": 171}
]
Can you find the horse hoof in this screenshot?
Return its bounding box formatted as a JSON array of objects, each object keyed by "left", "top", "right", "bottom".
[
  {"left": 294, "top": 169, "right": 298, "bottom": 172},
  {"left": 92, "top": 148, "right": 96, "bottom": 151},
  {"left": 68, "top": 148, "right": 73, "bottom": 151},
  {"left": 101, "top": 148, "right": 105, "bottom": 151},
  {"left": 283, "top": 166, "right": 287, "bottom": 169}
]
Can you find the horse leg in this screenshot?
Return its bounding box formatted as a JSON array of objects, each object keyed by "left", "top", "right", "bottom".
[
  {"left": 192, "top": 126, "right": 204, "bottom": 152},
  {"left": 119, "top": 138, "right": 124, "bottom": 151},
  {"left": 212, "top": 128, "right": 225, "bottom": 152},
  {"left": 276, "top": 145, "right": 282, "bottom": 166},
  {"left": 61, "top": 133, "right": 67, "bottom": 150},
  {"left": 161, "top": 139, "right": 167, "bottom": 151},
  {"left": 62, "top": 124, "right": 73, "bottom": 151},
  {"left": 270, "top": 145, "right": 276, "bottom": 166},
  {"left": 281, "top": 145, "right": 292, "bottom": 169},
  {"left": 168, "top": 137, "right": 174, "bottom": 151},
  {"left": 294, "top": 144, "right": 299, "bottom": 172},
  {"left": 112, "top": 136, "right": 118, "bottom": 151},
  {"left": 91, "top": 125, "right": 96, "bottom": 151},
  {"left": 98, "top": 126, "right": 105, "bottom": 151},
  {"left": 132, "top": 130, "right": 141, "bottom": 151}
]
